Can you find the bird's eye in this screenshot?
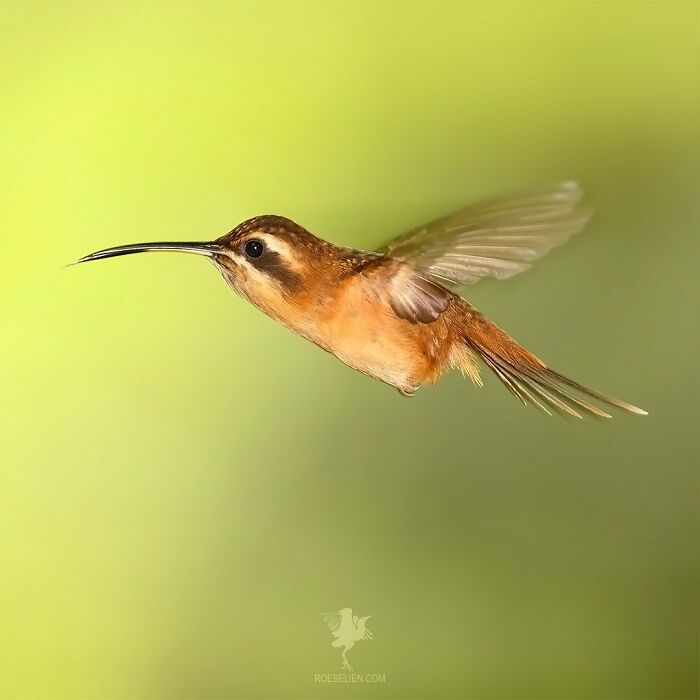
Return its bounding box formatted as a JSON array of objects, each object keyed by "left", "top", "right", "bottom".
[{"left": 244, "top": 238, "right": 264, "bottom": 258}]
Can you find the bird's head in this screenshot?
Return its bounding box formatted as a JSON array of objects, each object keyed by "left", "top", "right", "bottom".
[
  {"left": 73, "top": 215, "right": 333, "bottom": 322},
  {"left": 211, "top": 215, "right": 329, "bottom": 310}
]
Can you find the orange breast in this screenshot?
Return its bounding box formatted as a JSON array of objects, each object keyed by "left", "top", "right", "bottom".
[{"left": 313, "top": 277, "right": 436, "bottom": 392}]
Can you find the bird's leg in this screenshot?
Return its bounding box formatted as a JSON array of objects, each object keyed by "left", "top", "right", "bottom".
[{"left": 340, "top": 649, "right": 353, "bottom": 672}]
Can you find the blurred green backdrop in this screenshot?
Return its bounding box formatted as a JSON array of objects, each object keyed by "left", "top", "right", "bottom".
[{"left": 1, "top": 1, "right": 699, "bottom": 698}]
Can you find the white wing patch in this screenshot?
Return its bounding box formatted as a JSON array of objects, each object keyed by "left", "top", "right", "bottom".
[
  {"left": 360, "top": 260, "right": 451, "bottom": 324},
  {"left": 386, "top": 266, "right": 451, "bottom": 323}
]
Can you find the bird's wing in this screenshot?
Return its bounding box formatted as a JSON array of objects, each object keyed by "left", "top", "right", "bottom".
[
  {"left": 323, "top": 612, "right": 343, "bottom": 639},
  {"left": 377, "top": 182, "right": 591, "bottom": 291},
  {"left": 323, "top": 611, "right": 357, "bottom": 640},
  {"left": 359, "top": 257, "right": 451, "bottom": 324}
]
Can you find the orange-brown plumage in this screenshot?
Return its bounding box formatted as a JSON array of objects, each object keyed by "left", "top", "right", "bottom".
[{"left": 74, "top": 182, "right": 647, "bottom": 418}]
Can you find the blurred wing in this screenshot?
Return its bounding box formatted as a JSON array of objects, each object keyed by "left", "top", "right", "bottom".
[{"left": 378, "top": 182, "right": 591, "bottom": 290}]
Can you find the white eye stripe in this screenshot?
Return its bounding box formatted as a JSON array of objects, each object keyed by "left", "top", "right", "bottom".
[
  {"left": 221, "top": 233, "right": 299, "bottom": 271},
  {"left": 255, "top": 234, "right": 291, "bottom": 256},
  {"left": 224, "top": 234, "right": 299, "bottom": 286},
  {"left": 251, "top": 234, "right": 302, "bottom": 271}
]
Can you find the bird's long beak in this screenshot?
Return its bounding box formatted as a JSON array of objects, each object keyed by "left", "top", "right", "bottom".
[{"left": 71, "top": 241, "right": 221, "bottom": 265}]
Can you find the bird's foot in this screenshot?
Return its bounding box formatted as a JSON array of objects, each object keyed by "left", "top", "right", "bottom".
[{"left": 341, "top": 660, "right": 354, "bottom": 673}]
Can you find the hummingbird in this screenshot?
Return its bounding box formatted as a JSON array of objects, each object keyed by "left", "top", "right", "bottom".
[{"left": 75, "top": 182, "right": 646, "bottom": 418}]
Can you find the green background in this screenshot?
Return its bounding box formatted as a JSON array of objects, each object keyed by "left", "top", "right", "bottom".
[{"left": 1, "top": 1, "right": 699, "bottom": 698}]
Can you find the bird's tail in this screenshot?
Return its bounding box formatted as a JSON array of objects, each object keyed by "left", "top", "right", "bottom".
[{"left": 456, "top": 306, "right": 647, "bottom": 419}]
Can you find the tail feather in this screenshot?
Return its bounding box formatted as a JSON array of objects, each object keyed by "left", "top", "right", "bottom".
[
  {"left": 545, "top": 368, "right": 648, "bottom": 415},
  {"left": 463, "top": 311, "right": 647, "bottom": 419}
]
